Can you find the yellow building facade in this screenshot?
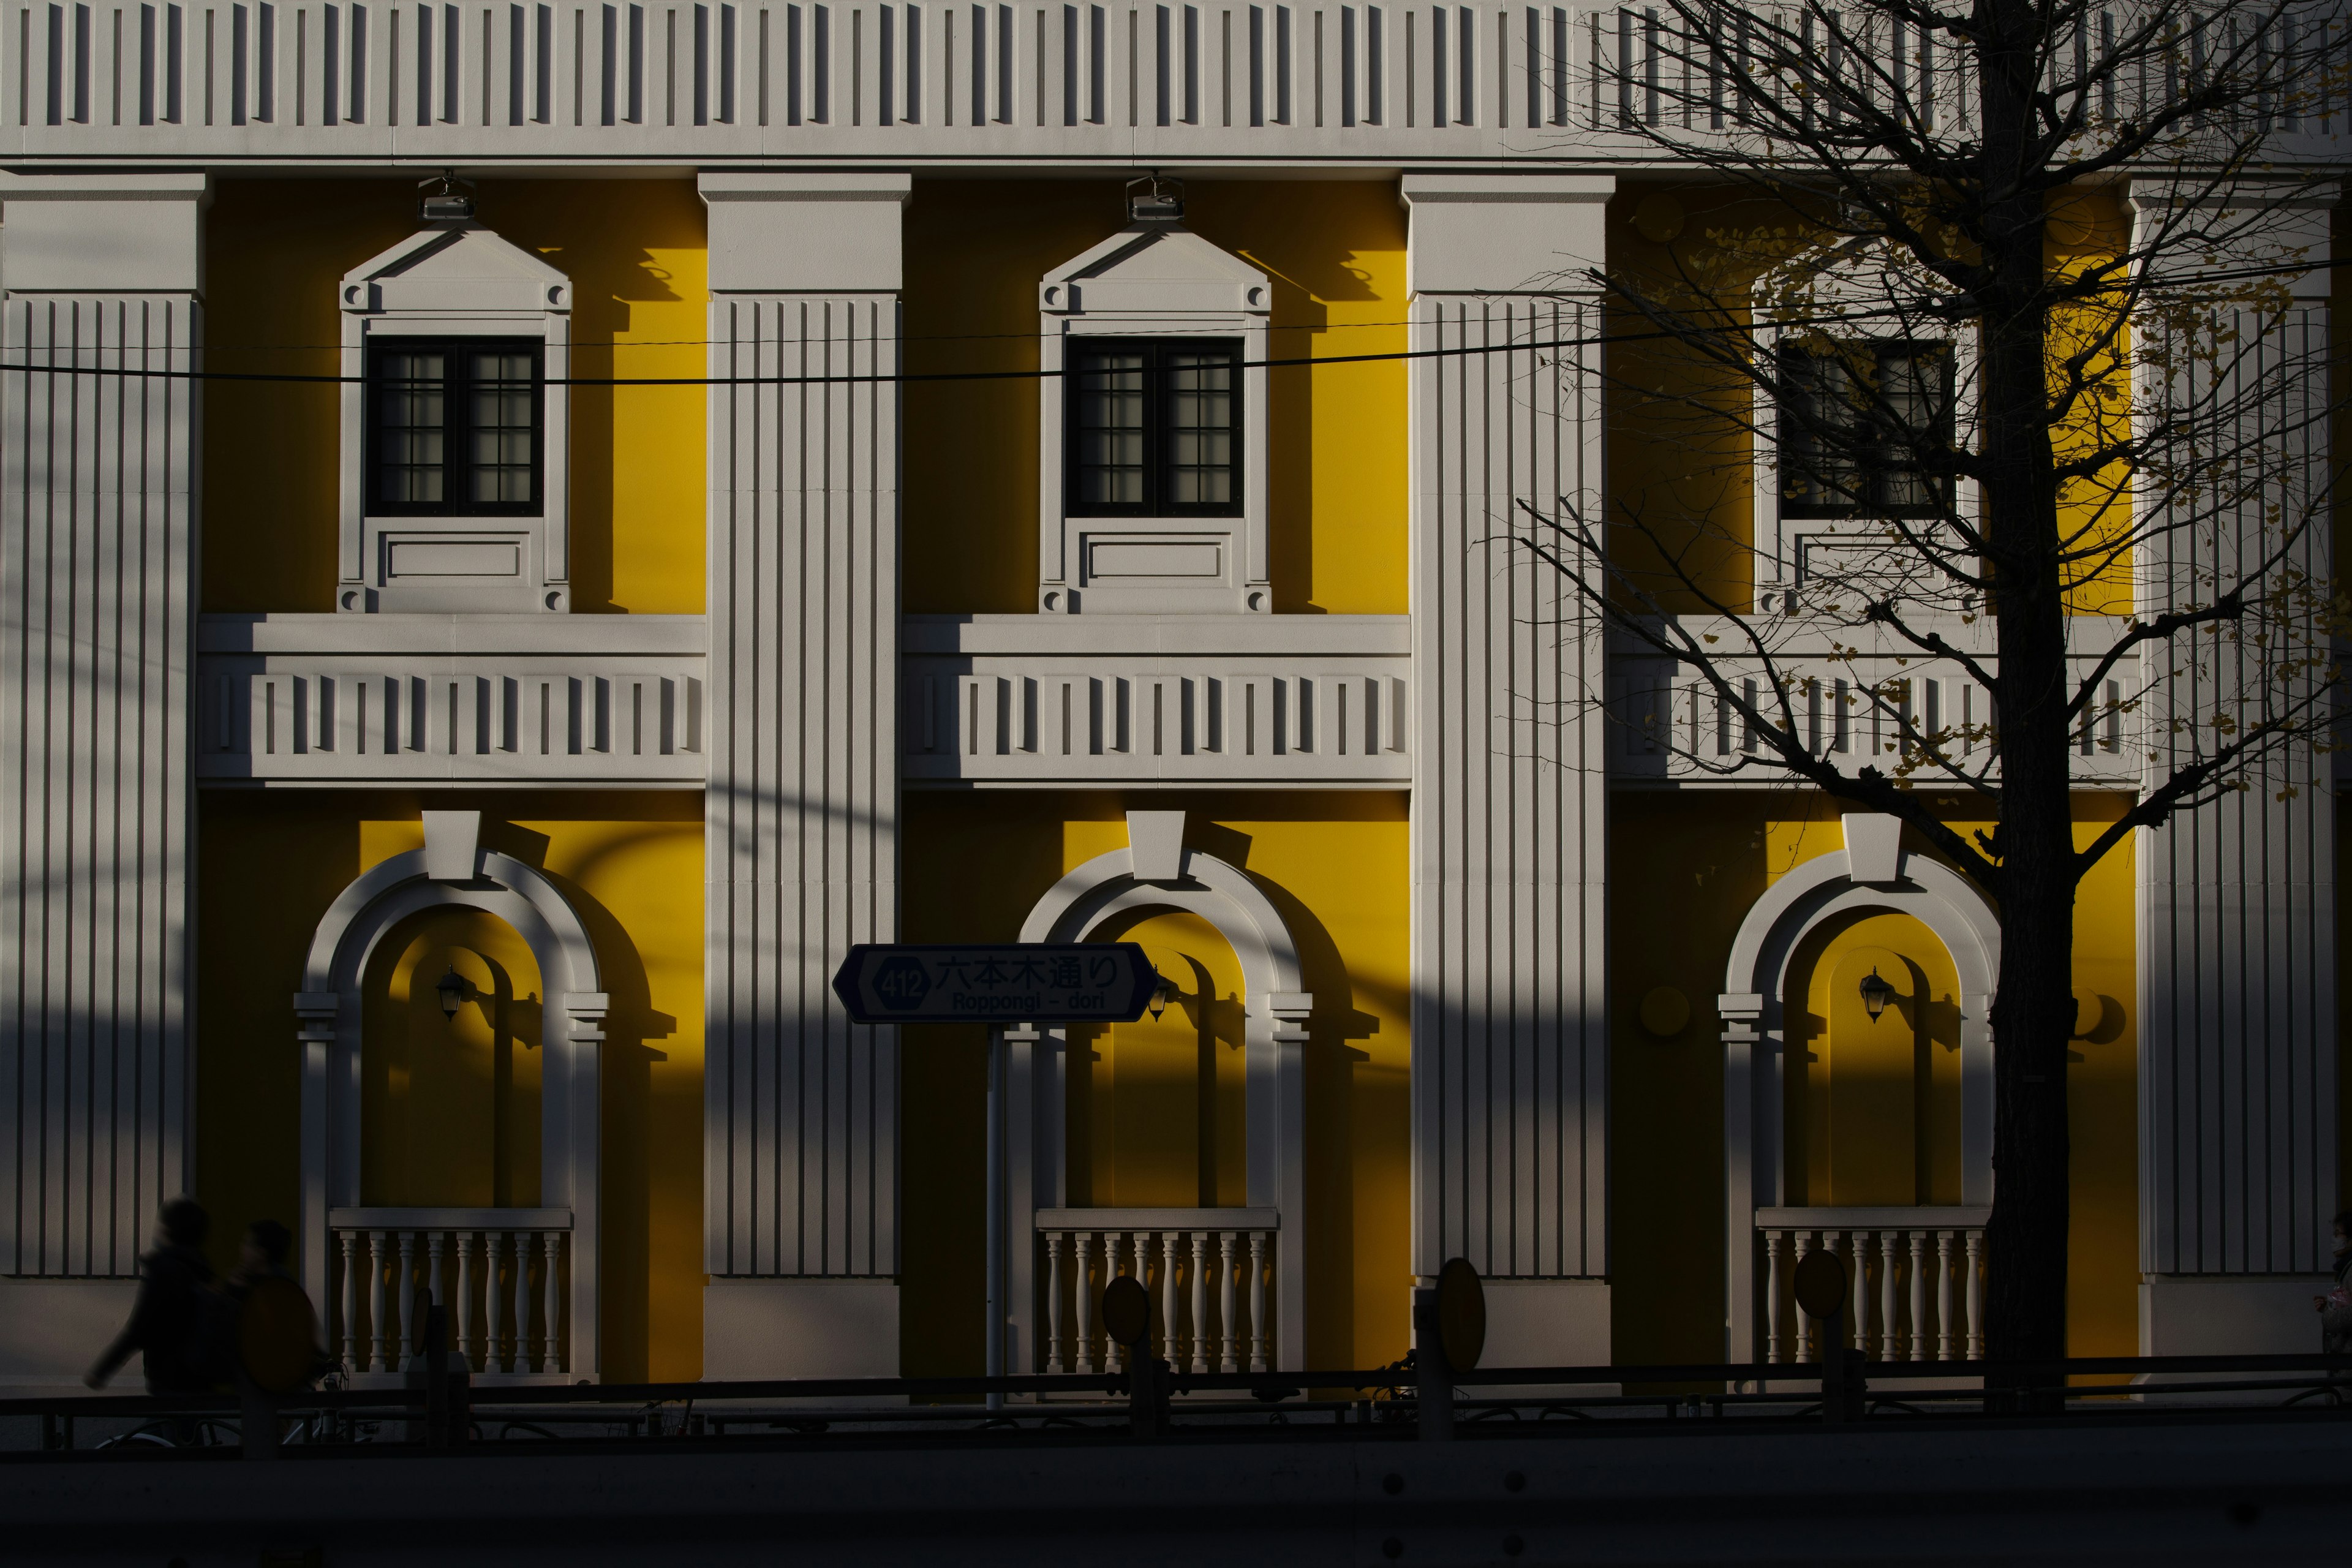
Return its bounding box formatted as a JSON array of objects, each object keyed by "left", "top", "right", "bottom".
[{"left": 0, "top": 23, "right": 2338, "bottom": 1389}]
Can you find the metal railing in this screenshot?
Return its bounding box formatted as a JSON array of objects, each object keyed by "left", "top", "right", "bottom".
[{"left": 10, "top": 1351, "right": 2352, "bottom": 1456}]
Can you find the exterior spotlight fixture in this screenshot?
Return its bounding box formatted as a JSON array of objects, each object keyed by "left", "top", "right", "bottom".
[
  {"left": 1148, "top": 971, "right": 1176, "bottom": 1022},
  {"left": 1858, "top": 967, "right": 1894, "bottom": 1023},
  {"left": 1126, "top": 170, "right": 1185, "bottom": 225},
  {"left": 418, "top": 170, "right": 477, "bottom": 224},
  {"left": 435, "top": 966, "right": 472, "bottom": 1021}
]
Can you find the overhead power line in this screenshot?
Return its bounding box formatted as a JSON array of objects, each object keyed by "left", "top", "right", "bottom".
[{"left": 0, "top": 255, "right": 2331, "bottom": 388}]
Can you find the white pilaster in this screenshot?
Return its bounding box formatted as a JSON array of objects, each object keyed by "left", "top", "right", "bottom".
[
  {"left": 0, "top": 173, "right": 206, "bottom": 1279},
  {"left": 1401, "top": 175, "right": 1613, "bottom": 1327},
  {"left": 2129, "top": 183, "right": 2338, "bottom": 1344},
  {"left": 700, "top": 174, "right": 907, "bottom": 1360}
]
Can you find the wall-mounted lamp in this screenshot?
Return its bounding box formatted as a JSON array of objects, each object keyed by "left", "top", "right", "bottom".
[
  {"left": 1126, "top": 170, "right": 1185, "bottom": 224},
  {"left": 1147, "top": 971, "right": 1177, "bottom": 1022},
  {"left": 1858, "top": 967, "right": 1895, "bottom": 1023},
  {"left": 419, "top": 170, "right": 477, "bottom": 224},
  {"left": 435, "top": 966, "right": 473, "bottom": 1022}
]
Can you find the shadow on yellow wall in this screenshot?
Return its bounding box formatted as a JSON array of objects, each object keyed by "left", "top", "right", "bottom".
[
  {"left": 897, "top": 790, "right": 1409, "bottom": 1376},
  {"left": 202, "top": 178, "right": 707, "bottom": 615},
  {"left": 902, "top": 179, "right": 1407, "bottom": 616},
  {"left": 196, "top": 791, "right": 704, "bottom": 1381}
]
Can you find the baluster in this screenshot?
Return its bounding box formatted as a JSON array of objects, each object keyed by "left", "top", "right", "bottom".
[
  {"left": 1104, "top": 1234, "right": 1126, "bottom": 1375},
  {"left": 1044, "top": 1232, "right": 1067, "bottom": 1374},
  {"left": 1074, "top": 1232, "right": 1098, "bottom": 1375},
  {"left": 1248, "top": 1229, "right": 1269, "bottom": 1372},
  {"left": 397, "top": 1230, "right": 420, "bottom": 1370},
  {"left": 426, "top": 1231, "right": 450, "bottom": 1352},
  {"left": 1159, "top": 1231, "right": 1182, "bottom": 1366},
  {"left": 337, "top": 1229, "right": 361, "bottom": 1373},
  {"left": 368, "top": 1229, "right": 390, "bottom": 1372},
  {"left": 484, "top": 1231, "right": 507, "bottom": 1373},
  {"left": 1845, "top": 1233, "right": 1868, "bottom": 1353},
  {"left": 1822, "top": 1231, "right": 1847, "bottom": 1354},
  {"left": 1763, "top": 1229, "right": 1787, "bottom": 1363},
  {"left": 1218, "top": 1230, "right": 1239, "bottom": 1373},
  {"left": 1964, "top": 1230, "right": 1986, "bottom": 1359},
  {"left": 1878, "top": 1231, "right": 1898, "bottom": 1362},
  {"left": 458, "top": 1231, "right": 481, "bottom": 1371},
  {"left": 509, "top": 1231, "right": 532, "bottom": 1373},
  {"left": 1936, "top": 1231, "right": 1956, "bottom": 1361},
  {"left": 1792, "top": 1230, "right": 1815, "bottom": 1362},
  {"left": 1189, "top": 1229, "right": 1211, "bottom": 1374},
  {"left": 1131, "top": 1230, "right": 1153, "bottom": 1358},
  {"left": 541, "top": 1232, "right": 564, "bottom": 1373},
  {"left": 1907, "top": 1232, "right": 1928, "bottom": 1362}
]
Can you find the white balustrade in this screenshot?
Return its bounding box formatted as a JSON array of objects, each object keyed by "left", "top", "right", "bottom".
[
  {"left": 1612, "top": 619, "right": 2139, "bottom": 786},
  {"left": 328, "top": 1207, "right": 573, "bottom": 1380},
  {"left": 1755, "top": 1207, "right": 1987, "bottom": 1365},
  {"left": 1035, "top": 1208, "right": 1276, "bottom": 1377},
  {"left": 903, "top": 613, "right": 1408, "bottom": 786},
  {"left": 2, "top": 2, "right": 2340, "bottom": 162}
]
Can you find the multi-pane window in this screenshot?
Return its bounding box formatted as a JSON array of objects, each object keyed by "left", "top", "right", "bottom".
[
  {"left": 366, "top": 337, "right": 544, "bottom": 515},
  {"left": 1067, "top": 337, "right": 1243, "bottom": 516},
  {"left": 1777, "top": 341, "right": 1954, "bottom": 519}
]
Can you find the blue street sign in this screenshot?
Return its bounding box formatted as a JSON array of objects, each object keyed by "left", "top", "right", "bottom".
[{"left": 829, "top": 942, "right": 1159, "bottom": 1025}]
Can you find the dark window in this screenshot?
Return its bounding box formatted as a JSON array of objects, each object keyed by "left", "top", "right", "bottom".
[
  {"left": 366, "top": 337, "right": 544, "bottom": 516},
  {"left": 1066, "top": 337, "right": 1242, "bottom": 516},
  {"left": 1776, "top": 341, "right": 1954, "bottom": 519}
]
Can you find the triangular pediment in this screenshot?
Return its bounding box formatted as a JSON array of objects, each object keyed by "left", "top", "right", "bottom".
[
  {"left": 342, "top": 224, "right": 571, "bottom": 312},
  {"left": 1043, "top": 223, "right": 1267, "bottom": 315}
]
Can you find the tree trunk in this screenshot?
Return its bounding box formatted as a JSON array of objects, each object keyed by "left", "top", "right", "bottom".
[{"left": 1975, "top": 0, "right": 2078, "bottom": 1371}]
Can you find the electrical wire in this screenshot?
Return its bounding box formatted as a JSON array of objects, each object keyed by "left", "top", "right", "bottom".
[{"left": 0, "top": 254, "right": 2332, "bottom": 387}]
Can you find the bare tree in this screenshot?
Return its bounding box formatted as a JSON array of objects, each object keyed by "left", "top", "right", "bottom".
[{"left": 1519, "top": 0, "right": 2347, "bottom": 1365}]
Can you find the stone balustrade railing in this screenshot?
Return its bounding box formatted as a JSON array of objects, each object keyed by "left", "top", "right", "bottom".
[
  {"left": 1755, "top": 1205, "right": 1989, "bottom": 1366},
  {"left": 905, "top": 613, "right": 1408, "bottom": 787},
  {"left": 7, "top": 1, "right": 2335, "bottom": 164},
  {"left": 328, "top": 1205, "right": 573, "bottom": 1381},
  {"left": 198, "top": 612, "right": 707, "bottom": 786},
  {"left": 1035, "top": 1206, "right": 1277, "bottom": 1376}
]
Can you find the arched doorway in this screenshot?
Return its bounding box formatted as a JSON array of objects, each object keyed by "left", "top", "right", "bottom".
[
  {"left": 361, "top": 909, "right": 548, "bottom": 1210},
  {"left": 1065, "top": 911, "right": 1252, "bottom": 1210},
  {"left": 1784, "top": 911, "right": 1967, "bottom": 1211},
  {"left": 293, "top": 810, "right": 608, "bottom": 1385},
  {"left": 1719, "top": 815, "right": 2000, "bottom": 1372},
  {"left": 998, "top": 810, "right": 1313, "bottom": 1376}
]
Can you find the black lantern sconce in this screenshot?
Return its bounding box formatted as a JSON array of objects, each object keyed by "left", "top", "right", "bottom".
[
  {"left": 434, "top": 965, "right": 473, "bottom": 1022},
  {"left": 1148, "top": 970, "right": 1177, "bottom": 1022},
  {"left": 1858, "top": 967, "right": 1895, "bottom": 1023}
]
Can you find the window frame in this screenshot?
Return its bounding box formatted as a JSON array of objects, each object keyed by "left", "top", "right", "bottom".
[
  {"left": 1773, "top": 338, "right": 1957, "bottom": 522},
  {"left": 363, "top": 335, "right": 547, "bottom": 519},
  {"left": 1063, "top": 336, "right": 1246, "bottom": 520}
]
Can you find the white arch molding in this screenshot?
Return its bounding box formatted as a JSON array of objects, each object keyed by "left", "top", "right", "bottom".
[
  {"left": 292, "top": 810, "right": 609, "bottom": 1380},
  {"left": 1717, "top": 813, "right": 2001, "bottom": 1365},
  {"left": 993, "top": 810, "right": 1313, "bottom": 1374}
]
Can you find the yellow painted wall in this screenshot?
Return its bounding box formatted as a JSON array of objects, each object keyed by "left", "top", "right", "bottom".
[
  {"left": 1610, "top": 790, "right": 2139, "bottom": 1366},
  {"left": 194, "top": 791, "right": 706, "bottom": 1381},
  {"left": 202, "top": 178, "right": 707, "bottom": 614},
  {"left": 897, "top": 791, "right": 1410, "bottom": 1374},
  {"left": 902, "top": 179, "right": 1408, "bottom": 616}
]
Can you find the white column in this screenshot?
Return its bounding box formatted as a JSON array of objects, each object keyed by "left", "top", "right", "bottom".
[
  {"left": 699, "top": 174, "right": 908, "bottom": 1369},
  {"left": 0, "top": 174, "right": 206, "bottom": 1280},
  {"left": 1402, "top": 175, "right": 1613, "bottom": 1335},
  {"left": 2128, "top": 183, "right": 2339, "bottom": 1344}
]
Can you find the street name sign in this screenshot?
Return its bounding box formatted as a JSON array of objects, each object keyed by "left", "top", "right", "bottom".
[{"left": 829, "top": 942, "right": 1158, "bottom": 1025}]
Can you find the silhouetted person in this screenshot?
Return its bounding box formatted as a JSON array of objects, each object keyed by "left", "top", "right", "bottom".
[
  {"left": 85, "top": 1197, "right": 227, "bottom": 1393},
  {"left": 2314, "top": 1210, "right": 2352, "bottom": 1357},
  {"left": 225, "top": 1219, "right": 295, "bottom": 1300}
]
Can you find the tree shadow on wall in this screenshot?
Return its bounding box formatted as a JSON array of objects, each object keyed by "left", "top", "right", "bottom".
[{"left": 530, "top": 864, "right": 678, "bottom": 1384}]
